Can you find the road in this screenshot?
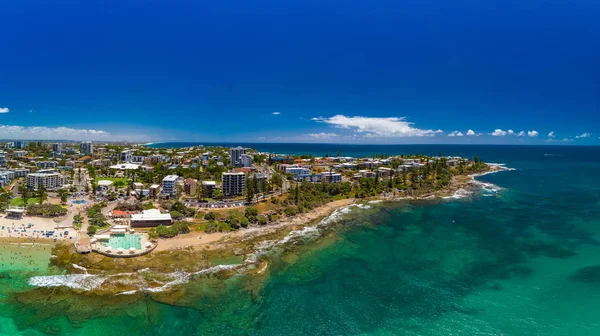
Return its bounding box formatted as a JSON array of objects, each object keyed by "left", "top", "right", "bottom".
[{"left": 74, "top": 168, "right": 90, "bottom": 192}]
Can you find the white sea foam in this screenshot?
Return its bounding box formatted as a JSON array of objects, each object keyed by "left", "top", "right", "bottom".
[
  {"left": 318, "top": 203, "right": 370, "bottom": 226},
  {"left": 30, "top": 203, "right": 371, "bottom": 292},
  {"left": 443, "top": 188, "right": 472, "bottom": 200},
  {"left": 470, "top": 179, "right": 502, "bottom": 195},
  {"left": 71, "top": 264, "right": 88, "bottom": 274},
  {"left": 29, "top": 263, "right": 241, "bottom": 292},
  {"left": 28, "top": 274, "right": 105, "bottom": 291}
]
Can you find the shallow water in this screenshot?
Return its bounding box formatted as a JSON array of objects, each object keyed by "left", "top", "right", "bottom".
[{"left": 1, "top": 145, "right": 600, "bottom": 335}]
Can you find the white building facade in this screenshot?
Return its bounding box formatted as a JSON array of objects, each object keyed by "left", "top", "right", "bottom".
[{"left": 25, "top": 170, "right": 65, "bottom": 190}]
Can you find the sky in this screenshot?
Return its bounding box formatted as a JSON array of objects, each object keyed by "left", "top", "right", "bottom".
[{"left": 0, "top": 0, "right": 599, "bottom": 144}]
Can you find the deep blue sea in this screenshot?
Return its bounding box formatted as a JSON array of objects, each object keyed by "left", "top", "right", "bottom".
[
  {"left": 2, "top": 145, "right": 600, "bottom": 335},
  {"left": 146, "top": 142, "right": 588, "bottom": 161}
]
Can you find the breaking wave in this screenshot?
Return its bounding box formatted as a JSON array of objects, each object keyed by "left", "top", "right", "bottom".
[
  {"left": 29, "top": 203, "right": 371, "bottom": 293},
  {"left": 29, "top": 274, "right": 105, "bottom": 291},
  {"left": 29, "top": 264, "right": 242, "bottom": 293}
]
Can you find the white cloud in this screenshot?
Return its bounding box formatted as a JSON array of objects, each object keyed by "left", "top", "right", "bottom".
[
  {"left": 491, "top": 129, "right": 507, "bottom": 136},
  {"left": 312, "top": 115, "right": 442, "bottom": 138},
  {"left": 517, "top": 131, "right": 525, "bottom": 137},
  {"left": 0, "top": 124, "right": 114, "bottom": 141},
  {"left": 466, "top": 129, "right": 478, "bottom": 136},
  {"left": 562, "top": 138, "right": 574, "bottom": 142},
  {"left": 0, "top": 107, "right": 9, "bottom": 113},
  {"left": 548, "top": 131, "right": 555, "bottom": 138},
  {"left": 448, "top": 131, "right": 464, "bottom": 137},
  {"left": 528, "top": 130, "right": 539, "bottom": 137},
  {"left": 507, "top": 130, "right": 515, "bottom": 135},
  {"left": 271, "top": 111, "right": 281, "bottom": 115},
  {"left": 575, "top": 132, "right": 591, "bottom": 139},
  {"left": 305, "top": 132, "right": 339, "bottom": 139}
]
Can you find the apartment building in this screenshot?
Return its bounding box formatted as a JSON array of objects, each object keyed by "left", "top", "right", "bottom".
[
  {"left": 80, "top": 141, "right": 94, "bottom": 155},
  {"left": 25, "top": 170, "right": 65, "bottom": 190},
  {"left": 222, "top": 172, "right": 245, "bottom": 196}
]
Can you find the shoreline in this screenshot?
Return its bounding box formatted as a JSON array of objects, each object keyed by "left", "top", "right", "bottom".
[
  {"left": 156, "top": 164, "right": 510, "bottom": 253},
  {"left": 22, "top": 163, "right": 513, "bottom": 293}
]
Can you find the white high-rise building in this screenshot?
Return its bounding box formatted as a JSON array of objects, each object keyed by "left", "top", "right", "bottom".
[
  {"left": 14, "top": 141, "right": 28, "bottom": 149},
  {"left": 80, "top": 141, "right": 94, "bottom": 155},
  {"left": 161, "top": 175, "right": 179, "bottom": 197},
  {"left": 120, "top": 150, "right": 133, "bottom": 162},
  {"left": 52, "top": 143, "right": 64, "bottom": 153},
  {"left": 25, "top": 170, "right": 65, "bottom": 190},
  {"left": 222, "top": 172, "right": 245, "bottom": 196},
  {"left": 240, "top": 154, "right": 253, "bottom": 168},
  {"left": 229, "top": 146, "right": 246, "bottom": 167}
]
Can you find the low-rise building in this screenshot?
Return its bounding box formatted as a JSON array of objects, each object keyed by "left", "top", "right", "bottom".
[
  {"left": 321, "top": 171, "right": 342, "bottom": 183},
  {"left": 13, "top": 168, "right": 29, "bottom": 177},
  {"left": 36, "top": 161, "right": 59, "bottom": 169},
  {"left": 130, "top": 209, "right": 173, "bottom": 227},
  {"left": 285, "top": 167, "right": 311, "bottom": 176},
  {"left": 294, "top": 173, "right": 322, "bottom": 183},
  {"left": 149, "top": 184, "right": 160, "bottom": 198},
  {"left": 377, "top": 167, "right": 393, "bottom": 177},
  {"left": 184, "top": 178, "right": 197, "bottom": 196},
  {"left": 201, "top": 180, "right": 216, "bottom": 198}
]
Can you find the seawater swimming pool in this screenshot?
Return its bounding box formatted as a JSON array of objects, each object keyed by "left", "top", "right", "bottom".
[{"left": 106, "top": 234, "right": 141, "bottom": 250}]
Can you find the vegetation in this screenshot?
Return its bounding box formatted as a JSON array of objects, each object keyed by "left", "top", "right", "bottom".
[
  {"left": 114, "top": 201, "right": 143, "bottom": 211},
  {"left": 10, "top": 197, "right": 39, "bottom": 207},
  {"left": 87, "top": 225, "right": 97, "bottom": 235},
  {"left": 163, "top": 201, "right": 195, "bottom": 218},
  {"left": 26, "top": 204, "right": 67, "bottom": 217},
  {"left": 87, "top": 203, "right": 108, "bottom": 227},
  {"left": 225, "top": 210, "right": 249, "bottom": 229},
  {"left": 73, "top": 213, "right": 83, "bottom": 228},
  {"left": 149, "top": 221, "right": 190, "bottom": 238}
]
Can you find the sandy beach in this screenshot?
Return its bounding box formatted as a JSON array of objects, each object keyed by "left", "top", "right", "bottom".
[
  {"left": 154, "top": 198, "right": 356, "bottom": 252},
  {"left": 153, "top": 232, "right": 226, "bottom": 251},
  {"left": 0, "top": 214, "right": 77, "bottom": 242}
]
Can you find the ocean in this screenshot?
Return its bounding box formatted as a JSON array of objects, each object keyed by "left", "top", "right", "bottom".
[{"left": 1, "top": 145, "right": 600, "bottom": 335}]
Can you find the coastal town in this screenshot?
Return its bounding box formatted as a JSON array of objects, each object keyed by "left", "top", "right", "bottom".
[{"left": 0, "top": 141, "right": 493, "bottom": 262}]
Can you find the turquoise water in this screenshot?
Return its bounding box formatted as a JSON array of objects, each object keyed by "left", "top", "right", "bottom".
[
  {"left": 1, "top": 145, "right": 600, "bottom": 335},
  {"left": 106, "top": 234, "right": 141, "bottom": 250}
]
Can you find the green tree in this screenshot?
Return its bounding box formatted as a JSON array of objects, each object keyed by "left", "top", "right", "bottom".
[
  {"left": 213, "top": 189, "right": 224, "bottom": 200},
  {"left": 0, "top": 192, "right": 10, "bottom": 212},
  {"left": 204, "top": 212, "right": 216, "bottom": 221},
  {"left": 19, "top": 185, "right": 29, "bottom": 205},
  {"left": 87, "top": 225, "right": 97, "bottom": 235},
  {"left": 245, "top": 175, "right": 255, "bottom": 203},
  {"left": 38, "top": 185, "right": 47, "bottom": 204},
  {"left": 59, "top": 189, "right": 68, "bottom": 204}
]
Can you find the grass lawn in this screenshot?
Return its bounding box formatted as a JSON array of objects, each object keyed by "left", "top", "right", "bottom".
[{"left": 10, "top": 197, "right": 40, "bottom": 206}]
